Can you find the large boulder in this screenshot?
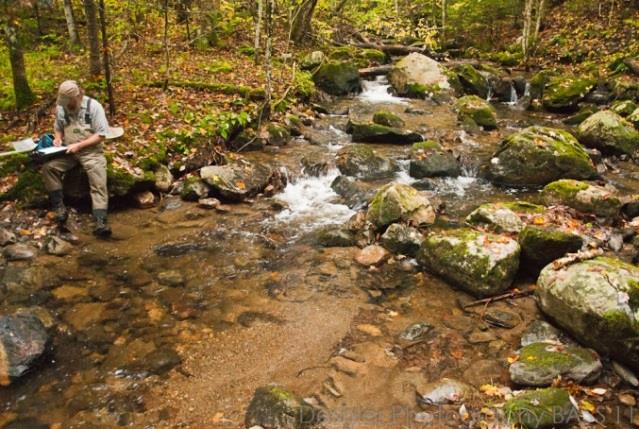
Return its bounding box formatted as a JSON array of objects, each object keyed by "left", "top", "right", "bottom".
[
  {"left": 300, "top": 50, "right": 326, "bottom": 71},
  {"left": 388, "top": 53, "right": 451, "bottom": 98},
  {"left": 409, "top": 141, "right": 459, "bottom": 178},
  {"left": 453, "top": 64, "right": 490, "bottom": 99},
  {"left": 381, "top": 223, "right": 423, "bottom": 256},
  {"left": 488, "top": 126, "right": 596, "bottom": 187},
  {"left": 0, "top": 313, "right": 49, "bottom": 385},
  {"left": 541, "top": 179, "right": 622, "bottom": 218},
  {"left": 542, "top": 75, "right": 596, "bottom": 112},
  {"left": 372, "top": 110, "right": 404, "bottom": 128},
  {"left": 313, "top": 61, "right": 361, "bottom": 96},
  {"left": 537, "top": 257, "right": 639, "bottom": 372},
  {"left": 577, "top": 110, "right": 639, "bottom": 156},
  {"left": 509, "top": 342, "right": 602, "bottom": 387},
  {"left": 200, "top": 160, "right": 272, "bottom": 202},
  {"left": 504, "top": 388, "right": 576, "bottom": 429},
  {"left": 519, "top": 225, "right": 584, "bottom": 273},
  {"left": 336, "top": 145, "right": 398, "bottom": 180},
  {"left": 466, "top": 201, "right": 545, "bottom": 233},
  {"left": 417, "top": 228, "right": 520, "bottom": 297},
  {"left": 245, "top": 385, "right": 317, "bottom": 429},
  {"left": 367, "top": 182, "right": 436, "bottom": 229},
  {"left": 454, "top": 95, "right": 497, "bottom": 129},
  {"left": 347, "top": 120, "right": 422, "bottom": 144}
]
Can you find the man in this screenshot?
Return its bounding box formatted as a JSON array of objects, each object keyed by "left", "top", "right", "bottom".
[{"left": 41, "top": 80, "right": 111, "bottom": 237}]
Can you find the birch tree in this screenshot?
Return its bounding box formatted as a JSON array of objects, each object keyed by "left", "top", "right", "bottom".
[{"left": 63, "top": 0, "right": 81, "bottom": 47}]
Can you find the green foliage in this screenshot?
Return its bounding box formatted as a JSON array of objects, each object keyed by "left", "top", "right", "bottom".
[{"left": 293, "top": 70, "right": 316, "bottom": 99}]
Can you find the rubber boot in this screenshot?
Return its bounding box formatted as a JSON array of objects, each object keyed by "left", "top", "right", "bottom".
[
  {"left": 49, "top": 190, "right": 68, "bottom": 224},
  {"left": 93, "top": 209, "right": 112, "bottom": 238}
]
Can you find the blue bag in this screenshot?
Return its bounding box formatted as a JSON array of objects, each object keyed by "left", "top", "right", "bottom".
[{"left": 36, "top": 133, "right": 55, "bottom": 150}]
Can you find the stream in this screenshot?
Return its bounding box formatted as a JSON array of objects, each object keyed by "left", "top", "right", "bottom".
[{"left": 1, "top": 76, "right": 638, "bottom": 428}]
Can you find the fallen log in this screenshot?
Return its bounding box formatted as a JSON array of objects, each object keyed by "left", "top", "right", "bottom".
[
  {"left": 359, "top": 64, "right": 393, "bottom": 78},
  {"left": 147, "top": 80, "right": 265, "bottom": 100}
]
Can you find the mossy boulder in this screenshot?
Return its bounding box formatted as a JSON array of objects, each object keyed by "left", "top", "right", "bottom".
[
  {"left": 577, "top": 110, "right": 639, "bottom": 156},
  {"left": 367, "top": 182, "right": 436, "bottom": 228},
  {"left": 180, "top": 176, "right": 209, "bottom": 201},
  {"left": 60, "top": 163, "right": 155, "bottom": 202},
  {"left": 381, "top": 223, "right": 423, "bottom": 256},
  {"left": 488, "top": 126, "right": 596, "bottom": 187},
  {"left": 542, "top": 179, "right": 621, "bottom": 218},
  {"left": 1, "top": 168, "right": 47, "bottom": 208},
  {"left": 611, "top": 100, "right": 637, "bottom": 117},
  {"left": 562, "top": 104, "right": 598, "bottom": 126},
  {"left": 504, "top": 388, "right": 576, "bottom": 429},
  {"left": 388, "top": 53, "right": 451, "bottom": 98},
  {"left": 612, "top": 75, "right": 639, "bottom": 101},
  {"left": 519, "top": 225, "right": 583, "bottom": 273},
  {"left": 347, "top": 121, "right": 422, "bottom": 144},
  {"left": 509, "top": 342, "right": 602, "bottom": 387},
  {"left": 313, "top": 61, "right": 361, "bottom": 96},
  {"left": 529, "top": 70, "right": 558, "bottom": 100},
  {"left": 455, "top": 95, "right": 497, "bottom": 129},
  {"left": 411, "top": 140, "right": 441, "bottom": 153},
  {"left": 542, "top": 75, "right": 596, "bottom": 112},
  {"left": 465, "top": 201, "right": 544, "bottom": 233},
  {"left": 300, "top": 51, "right": 326, "bottom": 71},
  {"left": 329, "top": 47, "right": 386, "bottom": 68},
  {"left": 336, "top": 145, "right": 398, "bottom": 180},
  {"left": 245, "top": 385, "right": 317, "bottom": 429},
  {"left": 537, "top": 256, "right": 639, "bottom": 372},
  {"left": 417, "top": 228, "right": 520, "bottom": 297},
  {"left": 409, "top": 147, "right": 460, "bottom": 178},
  {"left": 629, "top": 108, "right": 639, "bottom": 128},
  {"left": 372, "top": 110, "right": 404, "bottom": 128},
  {"left": 453, "top": 64, "right": 489, "bottom": 99},
  {"left": 200, "top": 160, "right": 272, "bottom": 202},
  {"left": 266, "top": 123, "right": 291, "bottom": 147},
  {"left": 228, "top": 128, "right": 265, "bottom": 152}
]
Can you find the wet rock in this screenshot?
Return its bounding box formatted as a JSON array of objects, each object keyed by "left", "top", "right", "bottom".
[
  {"left": 381, "top": 224, "right": 423, "bottom": 256},
  {"left": 228, "top": 128, "right": 265, "bottom": 152},
  {"left": 154, "top": 164, "right": 173, "bottom": 193},
  {"left": 154, "top": 239, "right": 217, "bottom": 257},
  {"left": 0, "top": 227, "right": 16, "bottom": 246},
  {"left": 521, "top": 321, "right": 562, "bottom": 346},
  {"left": 157, "top": 270, "right": 185, "bottom": 287},
  {"left": 488, "top": 126, "right": 596, "bottom": 187},
  {"left": 134, "top": 191, "right": 156, "bottom": 208},
  {"left": 63, "top": 302, "right": 108, "bottom": 331},
  {"left": 103, "top": 338, "right": 156, "bottom": 372},
  {"left": 300, "top": 156, "right": 329, "bottom": 177},
  {"left": 612, "top": 100, "right": 638, "bottom": 117},
  {"left": 355, "top": 245, "right": 389, "bottom": 266},
  {"left": 372, "top": 110, "right": 405, "bottom": 128},
  {"left": 198, "top": 197, "right": 220, "bottom": 209},
  {"left": 629, "top": 107, "right": 639, "bottom": 128},
  {"left": 519, "top": 225, "right": 584, "bottom": 273},
  {"left": 200, "top": 160, "right": 272, "bottom": 202},
  {"left": 504, "top": 388, "right": 576, "bottom": 429},
  {"left": 623, "top": 195, "right": 639, "bottom": 219},
  {"left": 409, "top": 146, "right": 460, "bottom": 178},
  {"left": 0, "top": 313, "right": 49, "bottom": 385},
  {"left": 484, "top": 308, "right": 521, "bottom": 329},
  {"left": 300, "top": 50, "right": 325, "bottom": 71},
  {"left": 245, "top": 385, "right": 317, "bottom": 429},
  {"left": 266, "top": 123, "right": 291, "bottom": 147},
  {"left": 399, "top": 322, "right": 433, "bottom": 342},
  {"left": 45, "top": 236, "right": 73, "bottom": 256},
  {"left": 453, "top": 64, "right": 489, "bottom": 99},
  {"left": 537, "top": 256, "right": 639, "bottom": 371},
  {"left": 367, "top": 182, "right": 436, "bottom": 229},
  {"left": 463, "top": 359, "right": 508, "bottom": 386},
  {"left": 416, "top": 378, "right": 474, "bottom": 405},
  {"left": 613, "top": 361, "right": 639, "bottom": 387},
  {"left": 577, "top": 110, "right": 639, "bottom": 156},
  {"left": 4, "top": 418, "right": 49, "bottom": 429},
  {"left": 313, "top": 61, "right": 361, "bottom": 96},
  {"left": 388, "top": 53, "right": 452, "bottom": 98},
  {"left": 562, "top": 104, "right": 599, "bottom": 125},
  {"left": 330, "top": 175, "right": 374, "bottom": 209},
  {"left": 509, "top": 342, "right": 602, "bottom": 386},
  {"left": 541, "top": 179, "right": 622, "bottom": 218},
  {"left": 455, "top": 95, "right": 497, "bottom": 129},
  {"left": 180, "top": 176, "right": 209, "bottom": 201},
  {"left": 466, "top": 201, "right": 544, "bottom": 233},
  {"left": 3, "top": 244, "right": 36, "bottom": 261},
  {"left": 418, "top": 228, "right": 520, "bottom": 297},
  {"left": 542, "top": 75, "right": 596, "bottom": 112},
  {"left": 336, "top": 145, "right": 398, "bottom": 180},
  {"left": 468, "top": 330, "right": 496, "bottom": 344},
  {"left": 347, "top": 120, "right": 422, "bottom": 144},
  {"left": 144, "top": 347, "right": 182, "bottom": 374},
  {"left": 315, "top": 226, "right": 356, "bottom": 247}
]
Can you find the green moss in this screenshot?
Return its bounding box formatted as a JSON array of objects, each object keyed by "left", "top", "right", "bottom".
[
  {"left": 372, "top": 110, "right": 404, "bottom": 128},
  {"left": 453, "top": 64, "right": 489, "bottom": 99},
  {"left": 136, "top": 143, "right": 168, "bottom": 172},
  {"left": 519, "top": 343, "right": 576, "bottom": 368},
  {"left": 543, "top": 179, "right": 589, "bottom": 198},
  {"left": 542, "top": 75, "right": 596, "bottom": 112},
  {"left": 612, "top": 100, "right": 637, "bottom": 117},
  {"left": 313, "top": 61, "right": 361, "bottom": 96},
  {"left": 411, "top": 140, "right": 441, "bottom": 154},
  {"left": 577, "top": 110, "right": 639, "bottom": 156},
  {"left": 0, "top": 168, "right": 47, "bottom": 208},
  {"left": 502, "top": 201, "right": 546, "bottom": 213},
  {"left": 404, "top": 83, "right": 428, "bottom": 98},
  {"left": 455, "top": 95, "right": 497, "bottom": 129},
  {"left": 361, "top": 48, "right": 386, "bottom": 63},
  {"left": 504, "top": 388, "right": 574, "bottom": 429},
  {"left": 294, "top": 70, "right": 316, "bottom": 100}
]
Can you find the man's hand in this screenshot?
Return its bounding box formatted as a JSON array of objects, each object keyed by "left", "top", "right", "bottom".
[
  {"left": 53, "top": 137, "right": 62, "bottom": 147},
  {"left": 66, "top": 143, "right": 82, "bottom": 154}
]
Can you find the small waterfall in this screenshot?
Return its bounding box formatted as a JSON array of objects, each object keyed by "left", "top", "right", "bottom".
[
  {"left": 523, "top": 82, "right": 531, "bottom": 97},
  {"left": 486, "top": 85, "right": 494, "bottom": 102},
  {"left": 359, "top": 76, "right": 407, "bottom": 104}
]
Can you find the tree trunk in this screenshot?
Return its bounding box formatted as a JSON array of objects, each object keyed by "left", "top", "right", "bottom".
[
  {"left": 522, "top": 0, "right": 533, "bottom": 69},
  {"left": 3, "top": 22, "right": 35, "bottom": 110},
  {"left": 254, "top": 0, "right": 263, "bottom": 64},
  {"left": 98, "top": 0, "right": 115, "bottom": 116},
  {"left": 290, "top": 0, "right": 318, "bottom": 45},
  {"left": 441, "top": 0, "right": 447, "bottom": 47},
  {"left": 63, "top": 0, "right": 81, "bottom": 47},
  {"left": 163, "top": 0, "right": 170, "bottom": 91},
  {"left": 263, "top": 0, "right": 274, "bottom": 120},
  {"left": 84, "top": 0, "right": 101, "bottom": 77}
]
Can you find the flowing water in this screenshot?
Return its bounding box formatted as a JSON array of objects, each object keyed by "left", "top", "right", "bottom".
[{"left": 1, "top": 78, "right": 638, "bottom": 429}]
